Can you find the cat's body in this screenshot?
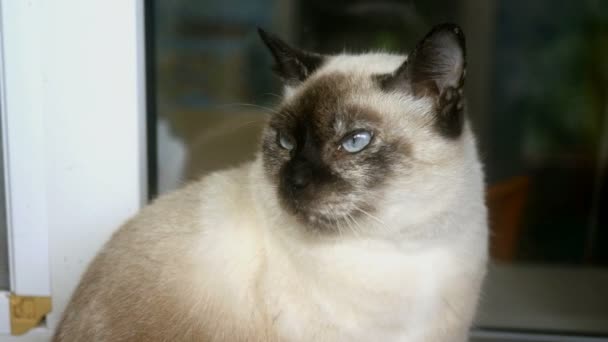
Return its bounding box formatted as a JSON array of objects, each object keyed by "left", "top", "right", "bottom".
[{"left": 55, "top": 25, "right": 488, "bottom": 342}]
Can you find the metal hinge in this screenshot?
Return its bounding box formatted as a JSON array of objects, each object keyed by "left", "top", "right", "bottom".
[{"left": 9, "top": 295, "right": 52, "bottom": 335}]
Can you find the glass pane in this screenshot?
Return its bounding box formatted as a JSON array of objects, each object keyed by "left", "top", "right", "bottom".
[
  {"left": 152, "top": 0, "right": 279, "bottom": 194},
  {"left": 477, "top": 0, "right": 608, "bottom": 334},
  {"left": 150, "top": 0, "right": 608, "bottom": 335}
]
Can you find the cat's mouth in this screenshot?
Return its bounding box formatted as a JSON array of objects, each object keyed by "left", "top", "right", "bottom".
[
  {"left": 306, "top": 211, "right": 373, "bottom": 233},
  {"left": 277, "top": 176, "right": 370, "bottom": 232},
  {"left": 288, "top": 199, "right": 367, "bottom": 232}
]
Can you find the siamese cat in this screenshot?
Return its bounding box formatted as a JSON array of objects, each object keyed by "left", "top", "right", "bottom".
[{"left": 54, "top": 23, "right": 488, "bottom": 342}]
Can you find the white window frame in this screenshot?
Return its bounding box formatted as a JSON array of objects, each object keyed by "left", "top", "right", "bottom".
[{"left": 0, "top": 0, "right": 147, "bottom": 339}]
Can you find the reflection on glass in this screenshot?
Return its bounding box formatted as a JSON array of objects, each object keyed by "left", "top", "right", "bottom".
[
  {"left": 154, "top": 0, "right": 279, "bottom": 193},
  {"left": 478, "top": 0, "right": 608, "bottom": 333},
  {"left": 152, "top": 0, "right": 608, "bottom": 335}
]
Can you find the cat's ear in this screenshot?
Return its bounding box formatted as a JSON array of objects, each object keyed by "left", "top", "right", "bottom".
[
  {"left": 258, "top": 28, "right": 325, "bottom": 86},
  {"left": 380, "top": 23, "right": 467, "bottom": 138},
  {"left": 383, "top": 23, "right": 466, "bottom": 97},
  {"left": 406, "top": 23, "right": 466, "bottom": 97}
]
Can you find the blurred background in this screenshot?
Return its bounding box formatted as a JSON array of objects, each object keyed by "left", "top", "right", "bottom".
[{"left": 148, "top": 0, "right": 608, "bottom": 337}]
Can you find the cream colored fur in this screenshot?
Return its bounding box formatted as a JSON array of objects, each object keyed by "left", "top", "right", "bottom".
[{"left": 54, "top": 53, "right": 487, "bottom": 342}]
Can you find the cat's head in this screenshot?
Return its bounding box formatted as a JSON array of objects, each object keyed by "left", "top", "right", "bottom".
[{"left": 259, "top": 24, "right": 473, "bottom": 234}]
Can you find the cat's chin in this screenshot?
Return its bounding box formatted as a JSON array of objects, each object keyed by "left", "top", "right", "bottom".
[
  {"left": 303, "top": 213, "right": 338, "bottom": 231},
  {"left": 279, "top": 196, "right": 372, "bottom": 233},
  {"left": 295, "top": 210, "right": 364, "bottom": 233}
]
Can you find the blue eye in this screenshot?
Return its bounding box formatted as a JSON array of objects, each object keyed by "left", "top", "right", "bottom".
[
  {"left": 341, "top": 130, "right": 372, "bottom": 153},
  {"left": 278, "top": 132, "right": 295, "bottom": 150}
]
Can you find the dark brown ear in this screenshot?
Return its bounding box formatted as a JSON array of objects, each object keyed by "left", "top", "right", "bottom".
[
  {"left": 406, "top": 23, "right": 466, "bottom": 97},
  {"left": 257, "top": 28, "right": 325, "bottom": 86},
  {"left": 381, "top": 23, "right": 467, "bottom": 138}
]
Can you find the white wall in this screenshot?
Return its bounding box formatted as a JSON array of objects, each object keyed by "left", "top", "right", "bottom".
[{"left": 0, "top": 0, "right": 146, "bottom": 340}]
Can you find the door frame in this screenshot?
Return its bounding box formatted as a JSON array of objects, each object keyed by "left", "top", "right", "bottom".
[{"left": 0, "top": 0, "right": 147, "bottom": 338}]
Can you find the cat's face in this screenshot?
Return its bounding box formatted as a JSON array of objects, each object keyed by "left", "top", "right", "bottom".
[{"left": 259, "top": 24, "right": 468, "bottom": 232}]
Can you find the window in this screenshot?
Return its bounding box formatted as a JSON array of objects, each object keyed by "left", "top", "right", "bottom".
[{"left": 149, "top": 0, "right": 608, "bottom": 340}]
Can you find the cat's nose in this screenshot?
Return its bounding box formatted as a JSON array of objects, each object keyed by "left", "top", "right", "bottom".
[{"left": 290, "top": 163, "right": 312, "bottom": 189}]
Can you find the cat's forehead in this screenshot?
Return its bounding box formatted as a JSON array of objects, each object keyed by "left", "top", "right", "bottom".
[
  {"left": 277, "top": 72, "right": 382, "bottom": 136},
  {"left": 280, "top": 52, "right": 409, "bottom": 107},
  {"left": 281, "top": 53, "right": 407, "bottom": 103}
]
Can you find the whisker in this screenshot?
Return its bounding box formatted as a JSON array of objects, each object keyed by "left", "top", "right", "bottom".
[
  {"left": 354, "top": 206, "right": 385, "bottom": 226},
  {"left": 346, "top": 213, "right": 363, "bottom": 238},
  {"left": 212, "top": 119, "right": 266, "bottom": 134},
  {"left": 216, "top": 103, "right": 279, "bottom": 115},
  {"left": 263, "top": 92, "right": 283, "bottom": 100},
  {"left": 335, "top": 216, "right": 345, "bottom": 237},
  {"left": 341, "top": 214, "right": 353, "bottom": 236}
]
